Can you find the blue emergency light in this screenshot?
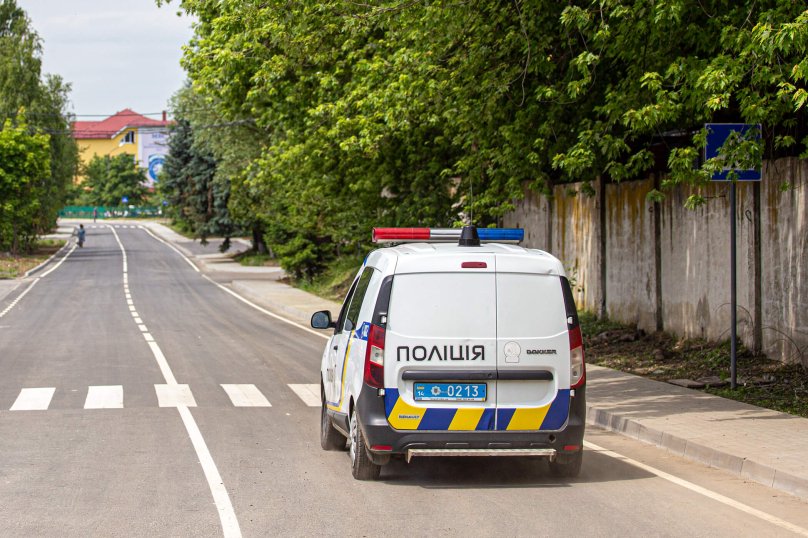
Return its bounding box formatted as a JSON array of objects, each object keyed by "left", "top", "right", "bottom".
[{"left": 372, "top": 227, "right": 524, "bottom": 244}]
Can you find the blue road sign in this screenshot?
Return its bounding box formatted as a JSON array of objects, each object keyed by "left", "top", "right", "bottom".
[
  {"left": 121, "top": 196, "right": 129, "bottom": 204},
  {"left": 705, "top": 123, "right": 762, "bottom": 181}
]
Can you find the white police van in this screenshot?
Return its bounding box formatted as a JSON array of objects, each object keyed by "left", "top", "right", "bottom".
[{"left": 311, "top": 225, "right": 585, "bottom": 480}]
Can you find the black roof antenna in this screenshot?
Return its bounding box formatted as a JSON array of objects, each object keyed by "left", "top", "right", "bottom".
[
  {"left": 459, "top": 225, "right": 480, "bottom": 246},
  {"left": 460, "top": 168, "right": 480, "bottom": 246}
]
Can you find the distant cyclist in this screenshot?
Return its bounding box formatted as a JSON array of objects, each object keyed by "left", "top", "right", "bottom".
[{"left": 76, "top": 224, "right": 86, "bottom": 248}]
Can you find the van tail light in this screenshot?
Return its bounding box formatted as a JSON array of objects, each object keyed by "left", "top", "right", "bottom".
[
  {"left": 569, "top": 325, "right": 585, "bottom": 389},
  {"left": 364, "top": 324, "right": 386, "bottom": 389}
]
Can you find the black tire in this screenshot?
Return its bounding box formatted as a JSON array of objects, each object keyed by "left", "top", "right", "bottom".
[
  {"left": 548, "top": 451, "right": 583, "bottom": 478},
  {"left": 320, "top": 387, "right": 345, "bottom": 451},
  {"left": 349, "top": 406, "right": 381, "bottom": 481}
]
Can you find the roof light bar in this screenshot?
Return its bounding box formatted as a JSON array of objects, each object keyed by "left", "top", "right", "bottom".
[{"left": 372, "top": 227, "right": 524, "bottom": 244}]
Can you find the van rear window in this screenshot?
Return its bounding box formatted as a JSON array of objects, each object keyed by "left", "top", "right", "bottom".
[
  {"left": 496, "top": 274, "right": 567, "bottom": 338},
  {"left": 388, "top": 273, "right": 496, "bottom": 338}
]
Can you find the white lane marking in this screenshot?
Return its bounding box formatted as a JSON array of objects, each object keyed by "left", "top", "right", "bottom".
[
  {"left": 138, "top": 324, "right": 148, "bottom": 332},
  {"left": 129, "top": 306, "right": 137, "bottom": 313},
  {"left": 2, "top": 243, "right": 80, "bottom": 319},
  {"left": 127, "top": 299, "right": 134, "bottom": 305},
  {"left": 142, "top": 227, "right": 200, "bottom": 272},
  {"left": 220, "top": 384, "right": 271, "bottom": 407},
  {"left": 201, "top": 275, "right": 328, "bottom": 340},
  {"left": 288, "top": 384, "right": 320, "bottom": 407},
  {"left": 141, "top": 224, "right": 328, "bottom": 341},
  {"left": 109, "top": 224, "right": 240, "bottom": 538},
  {"left": 0, "top": 279, "right": 39, "bottom": 319},
  {"left": 10, "top": 387, "right": 56, "bottom": 411},
  {"left": 146, "top": 340, "right": 178, "bottom": 385},
  {"left": 155, "top": 384, "right": 197, "bottom": 407},
  {"left": 84, "top": 385, "right": 124, "bottom": 409},
  {"left": 584, "top": 441, "right": 808, "bottom": 536},
  {"left": 176, "top": 405, "right": 241, "bottom": 537},
  {"left": 38, "top": 243, "right": 77, "bottom": 278}
]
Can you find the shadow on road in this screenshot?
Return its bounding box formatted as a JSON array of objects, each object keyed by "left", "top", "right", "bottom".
[{"left": 376, "top": 448, "right": 652, "bottom": 488}]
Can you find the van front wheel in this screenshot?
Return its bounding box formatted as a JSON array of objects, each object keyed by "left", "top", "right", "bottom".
[{"left": 349, "top": 407, "right": 381, "bottom": 480}]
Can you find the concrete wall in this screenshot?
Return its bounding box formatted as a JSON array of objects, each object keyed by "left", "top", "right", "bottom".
[
  {"left": 760, "top": 159, "right": 808, "bottom": 364},
  {"left": 605, "top": 179, "right": 657, "bottom": 333},
  {"left": 503, "top": 158, "right": 808, "bottom": 366}
]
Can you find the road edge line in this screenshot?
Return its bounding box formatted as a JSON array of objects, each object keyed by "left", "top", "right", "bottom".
[{"left": 584, "top": 440, "right": 808, "bottom": 537}]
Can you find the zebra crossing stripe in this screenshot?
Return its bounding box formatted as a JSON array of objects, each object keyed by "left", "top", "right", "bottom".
[
  {"left": 4, "top": 384, "right": 320, "bottom": 410},
  {"left": 154, "top": 384, "right": 197, "bottom": 407},
  {"left": 85, "top": 385, "right": 123, "bottom": 409},
  {"left": 288, "top": 384, "right": 320, "bottom": 407},
  {"left": 220, "top": 384, "right": 271, "bottom": 407},
  {"left": 10, "top": 387, "right": 55, "bottom": 411}
]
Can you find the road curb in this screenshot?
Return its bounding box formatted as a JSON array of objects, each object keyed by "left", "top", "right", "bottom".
[
  {"left": 230, "top": 281, "right": 316, "bottom": 327},
  {"left": 585, "top": 404, "right": 808, "bottom": 500},
  {"left": 24, "top": 239, "right": 73, "bottom": 278}
]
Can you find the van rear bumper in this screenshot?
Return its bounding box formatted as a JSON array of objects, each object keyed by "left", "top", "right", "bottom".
[{"left": 356, "top": 384, "right": 586, "bottom": 457}]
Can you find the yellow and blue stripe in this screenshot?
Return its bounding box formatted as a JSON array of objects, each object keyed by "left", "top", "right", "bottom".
[{"left": 384, "top": 389, "right": 570, "bottom": 431}]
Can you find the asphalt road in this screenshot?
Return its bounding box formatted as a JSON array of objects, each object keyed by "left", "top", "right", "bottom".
[{"left": 0, "top": 222, "right": 807, "bottom": 537}]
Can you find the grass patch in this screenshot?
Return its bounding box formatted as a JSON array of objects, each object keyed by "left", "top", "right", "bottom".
[
  {"left": 235, "top": 252, "right": 279, "bottom": 267},
  {"left": 0, "top": 239, "right": 66, "bottom": 279},
  {"left": 294, "top": 254, "right": 364, "bottom": 303},
  {"left": 581, "top": 312, "right": 808, "bottom": 418},
  {"left": 163, "top": 220, "right": 196, "bottom": 239}
]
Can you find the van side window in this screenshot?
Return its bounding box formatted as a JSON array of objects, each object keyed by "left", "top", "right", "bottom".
[
  {"left": 343, "top": 267, "right": 374, "bottom": 332},
  {"left": 334, "top": 278, "right": 359, "bottom": 335}
]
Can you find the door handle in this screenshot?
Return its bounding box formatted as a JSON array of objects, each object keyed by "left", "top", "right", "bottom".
[{"left": 333, "top": 345, "right": 338, "bottom": 351}]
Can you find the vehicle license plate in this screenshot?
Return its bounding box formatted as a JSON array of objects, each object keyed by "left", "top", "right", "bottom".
[{"left": 414, "top": 382, "right": 487, "bottom": 402}]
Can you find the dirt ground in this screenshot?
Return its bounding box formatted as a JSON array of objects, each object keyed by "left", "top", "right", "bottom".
[
  {"left": 581, "top": 312, "right": 808, "bottom": 418},
  {"left": 0, "top": 241, "right": 65, "bottom": 279}
]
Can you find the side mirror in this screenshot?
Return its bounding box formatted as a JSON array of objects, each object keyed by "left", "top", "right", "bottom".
[{"left": 311, "top": 310, "right": 335, "bottom": 330}]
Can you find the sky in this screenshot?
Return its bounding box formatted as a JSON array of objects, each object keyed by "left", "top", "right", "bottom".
[{"left": 18, "top": 0, "right": 195, "bottom": 120}]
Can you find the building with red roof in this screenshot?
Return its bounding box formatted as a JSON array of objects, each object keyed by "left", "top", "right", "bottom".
[{"left": 72, "top": 109, "right": 171, "bottom": 187}]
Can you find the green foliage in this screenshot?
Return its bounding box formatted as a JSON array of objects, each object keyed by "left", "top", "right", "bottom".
[
  {"left": 0, "top": 117, "right": 50, "bottom": 253},
  {"left": 162, "top": 0, "right": 808, "bottom": 276},
  {"left": 0, "top": 0, "right": 79, "bottom": 242},
  {"left": 79, "top": 154, "right": 148, "bottom": 207},
  {"left": 159, "top": 96, "right": 239, "bottom": 247}
]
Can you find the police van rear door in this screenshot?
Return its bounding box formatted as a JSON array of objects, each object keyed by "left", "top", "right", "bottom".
[
  {"left": 384, "top": 254, "right": 498, "bottom": 431},
  {"left": 494, "top": 256, "right": 570, "bottom": 432}
]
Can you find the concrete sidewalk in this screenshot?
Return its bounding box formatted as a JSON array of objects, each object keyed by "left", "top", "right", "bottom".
[{"left": 139, "top": 221, "right": 808, "bottom": 500}]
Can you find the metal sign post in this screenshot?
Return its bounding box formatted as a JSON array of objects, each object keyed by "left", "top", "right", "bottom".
[
  {"left": 705, "top": 123, "right": 762, "bottom": 390},
  {"left": 729, "top": 182, "right": 737, "bottom": 388}
]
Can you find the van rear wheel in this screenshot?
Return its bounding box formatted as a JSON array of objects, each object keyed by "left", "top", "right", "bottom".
[
  {"left": 320, "top": 396, "right": 345, "bottom": 451},
  {"left": 548, "top": 451, "right": 582, "bottom": 478},
  {"left": 349, "top": 407, "right": 381, "bottom": 481}
]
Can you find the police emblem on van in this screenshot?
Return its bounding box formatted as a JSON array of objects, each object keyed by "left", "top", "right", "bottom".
[{"left": 396, "top": 345, "right": 485, "bottom": 362}]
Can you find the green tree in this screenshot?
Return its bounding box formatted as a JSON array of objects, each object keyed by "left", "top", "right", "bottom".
[
  {"left": 0, "top": 117, "right": 50, "bottom": 254},
  {"left": 81, "top": 154, "right": 148, "bottom": 207},
  {"left": 163, "top": 0, "right": 808, "bottom": 275},
  {"left": 160, "top": 113, "right": 238, "bottom": 247},
  {"left": 0, "top": 0, "right": 79, "bottom": 235}
]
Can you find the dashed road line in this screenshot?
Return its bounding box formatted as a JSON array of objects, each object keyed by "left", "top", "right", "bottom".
[{"left": 108, "top": 224, "right": 241, "bottom": 538}]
